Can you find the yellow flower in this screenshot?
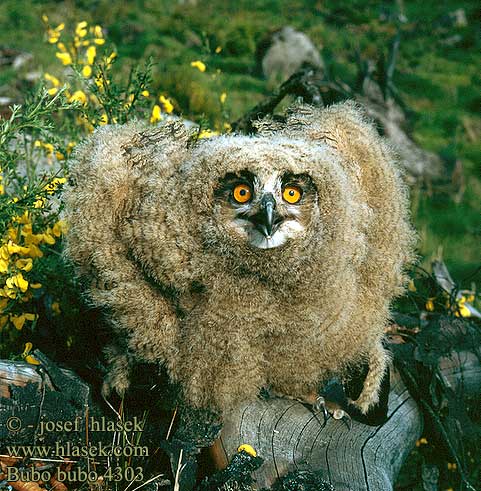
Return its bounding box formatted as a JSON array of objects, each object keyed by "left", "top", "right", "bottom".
[
  {"left": 7, "top": 227, "right": 18, "bottom": 242},
  {"left": 191, "top": 60, "right": 206, "bottom": 72},
  {"left": 455, "top": 304, "right": 471, "bottom": 318},
  {"left": 45, "top": 177, "right": 67, "bottom": 194},
  {"left": 10, "top": 315, "right": 25, "bottom": 330},
  {"left": 51, "top": 302, "right": 61, "bottom": 315},
  {"left": 0, "top": 259, "right": 8, "bottom": 273},
  {"left": 0, "top": 287, "right": 16, "bottom": 299},
  {"left": 43, "top": 143, "right": 54, "bottom": 155},
  {"left": 67, "top": 142, "right": 76, "bottom": 153},
  {"left": 124, "top": 93, "right": 135, "bottom": 109},
  {"left": 75, "top": 21, "right": 88, "bottom": 38},
  {"left": 141, "top": 90, "right": 150, "bottom": 97},
  {"left": 52, "top": 220, "right": 68, "bottom": 237},
  {"left": 106, "top": 52, "right": 117, "bottom": 67},
  {"left": 82, "top": 65, "right": 92, "bottom": 78},
  {"left": 25, "top": 354, "right": 40, "bottom": 365},
  {"left": 15, "top": 258, "right": 33, "bottom": 272},
  {"left": 99, "top": 113, "right": 108, "bottom": 125},
  {"left": 57, "top": 42, "right": 67, "bottom": 52},
  {"left": 44, "top": 73, "right": 60, "bottom": 87},
  {"left": 94, "top": 38, "right": 105, "bottom": 45},
  {"left": 11, "top": 314, "right": 36, "bottom": 331},
  {"left": 215, "top": 46, "right": 222, "bottom": 53},
  {"left": 7, "top": 241, "right": 30, "bottom": 256},
  {"left": 93, "top": 25, "right": 103, "bottom": 37},
  {"left": 220, "top": 92, "right": 227, "bottom": 104},
  {"left": 0, "top": 246, "right": 9, "bottom": 261},
  {"left": 30, "top": 283, "right": 42, "bottom": 289},
  {"left": 47, "top": 23, "right": 64, "bottom": 43},
  {"left": 41, "top": 232, "right": 55, "bottom": 245},
  {"left": 56, "top": 52, "right": 72, "bottom": 65},
  {"left": 86, "top": 45, "right": 97, "bottom": 65},
  {"left": 237, "top": 444, "right": 257, "bottom": 457},
  {"left": 23, "top": 342, "right": 39, "bottom": 362},
  {"left": 150, "top": 105, "right": 162, "bottom": 124},
  {"left": 425, "top": 299, "right": 435, "bottom": 312},
  {"left": 25, "top": 245, "right": 43, "bottom": 258},
  {"left": 159, "top": 95, "right": 174, "bottom": 114},
  {"left": 6, "top": 273, "right": 29, "bottom": 293},
  {"left": 198, "top": 129, "right": 219, "bottom": 139},
  {"left": 69, "top": 90, "right": 88, "bottom": 106},
  {"left": 447, "top": 462, "right": 457, "bottom": 470},
  {"left": 415, "top": 437, "right": 428, "bottom": 447},
  {"left": 16, "top": 211, "right": 30, "bottom": 225},
  {"left": 47, "top": 87, "right": 58, "bottom": 96}
]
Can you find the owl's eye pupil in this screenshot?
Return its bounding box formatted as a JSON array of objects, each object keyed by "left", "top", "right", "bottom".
[
  {"left": 289, "top": 190, "right": 295, "bottom": 197},
  {"left": 240, "top": 189, "right": 247, "bottom": 196}
]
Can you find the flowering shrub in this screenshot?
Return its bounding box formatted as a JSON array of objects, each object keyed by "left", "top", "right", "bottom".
[
  {"left": 0, "top": 19, "right": 180, "bottom": 358},
  {"left": 0, "top": 88, "right": 72, "bottom": 354}
]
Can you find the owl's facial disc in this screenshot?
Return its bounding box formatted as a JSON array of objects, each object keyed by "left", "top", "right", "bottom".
[{"left": 216, "top": 171, "right": 313, "bottom": 250}]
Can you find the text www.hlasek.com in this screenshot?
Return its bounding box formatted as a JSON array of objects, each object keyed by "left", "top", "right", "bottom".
[{"left": 7, "top": 441, "right": 149, "bottom": 458}]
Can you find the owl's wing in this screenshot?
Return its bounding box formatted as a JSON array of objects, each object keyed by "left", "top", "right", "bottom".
[{"left": 64, "top": 120, "right": 193, "bottom": 395}]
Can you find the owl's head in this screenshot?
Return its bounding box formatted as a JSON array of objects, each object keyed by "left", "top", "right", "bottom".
[
  {"left": 214, "top": 168, "right": 317, "bottom": 250},
  {"left": 186, "top": 133, "right": 359, "bottom": 268}
]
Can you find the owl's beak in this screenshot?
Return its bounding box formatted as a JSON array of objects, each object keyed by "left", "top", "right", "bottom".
[{"left": 250, "top": 193, "right": 281, "bottom": 239}]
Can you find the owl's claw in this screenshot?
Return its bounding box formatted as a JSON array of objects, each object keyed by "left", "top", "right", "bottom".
[
  {"left": 314, "top": 396, "right": 329, "bottom": 424},
  {"left": 332, "top": 408, "right": 352, "bottom": 430},
  {"left": 312, "top": 395, "right": 352, "bottom": 430}
]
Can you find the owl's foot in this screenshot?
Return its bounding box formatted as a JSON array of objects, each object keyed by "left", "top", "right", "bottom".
[
  {"left": 314, "top": 395, "right": 352, "bottom": 429},
  {"left": 101, "top": 358, "right": 131, "bottom": 399}
]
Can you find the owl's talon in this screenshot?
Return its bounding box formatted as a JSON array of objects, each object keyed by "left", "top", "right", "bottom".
[
  {"left": 315, "top": 396, "right": 329, "bottom": 423},
  {"left": 332, "top": 409, "right": 352, "bottom": 430}
]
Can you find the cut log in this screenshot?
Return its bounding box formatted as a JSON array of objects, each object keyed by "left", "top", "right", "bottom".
[{"left": 213, "top": 351, "right": 480, "bottom": 490}]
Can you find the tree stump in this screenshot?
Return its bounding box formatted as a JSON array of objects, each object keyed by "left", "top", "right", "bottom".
[{"left": 213, "top": 351, "right": 480, "bottom": 490}]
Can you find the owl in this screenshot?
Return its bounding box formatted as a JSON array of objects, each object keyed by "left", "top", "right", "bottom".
[{"left": 64, "top": 101, "right": 416, "bottom": 420}]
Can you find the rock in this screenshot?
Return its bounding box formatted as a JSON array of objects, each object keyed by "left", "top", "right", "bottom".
[
  {"left": 0, "top": 97, "right": 14, "bottom": 106},
  {"left": 255, "top": 26, "right": 324, "bottom": 82},
  {"left": 448, "top": 8, "right": 467, "bottom": 27},
  {"left": 0, "top": 47, "right": 32, "bottom": 69},
  {"left": 438, "top": 8, "right": 468, "bottom": 29}
]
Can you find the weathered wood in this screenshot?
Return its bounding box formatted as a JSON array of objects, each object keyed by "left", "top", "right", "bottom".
[
  {"left": 215, "top": 351, "right": 480, "bottom": 490},
  {"left": 0, "top": 354, "right": 95, "bottom": 447},
  {"left": 0, "top": 350, "right": 479, "bottom": 490}
]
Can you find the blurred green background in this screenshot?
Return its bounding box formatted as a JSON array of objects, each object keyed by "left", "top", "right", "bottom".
[{"left": 0, "top": 0, "right": 479, "bottom": 281}]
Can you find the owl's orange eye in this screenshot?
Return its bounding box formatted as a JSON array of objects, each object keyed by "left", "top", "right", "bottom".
[
  {"left": 233, "top": 184, "right": 252, "bottom": 204},
  {"left": 282, "top": 186, "right": 302, "bottom": 204}
]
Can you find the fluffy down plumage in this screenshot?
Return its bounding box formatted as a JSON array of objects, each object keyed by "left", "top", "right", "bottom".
[{"left": 64, "top": 102, "right": 416, "bottom": 415}]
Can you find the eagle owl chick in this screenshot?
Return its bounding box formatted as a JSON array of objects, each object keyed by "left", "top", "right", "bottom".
[{"left": 64, "top": 102, "right": 416, "bottom": 416}]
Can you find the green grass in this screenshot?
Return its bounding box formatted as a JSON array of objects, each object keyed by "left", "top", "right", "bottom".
[{"left": 0, "top": 0, "right": 479, "bottom": 282}]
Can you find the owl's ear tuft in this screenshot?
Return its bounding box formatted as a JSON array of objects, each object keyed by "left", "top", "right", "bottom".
[
  {"left": 284, "top": 101, "right": 380, "bottom": 157},
  {"left": 253, "top": 115, "right": 285, "bottom": 136}
]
